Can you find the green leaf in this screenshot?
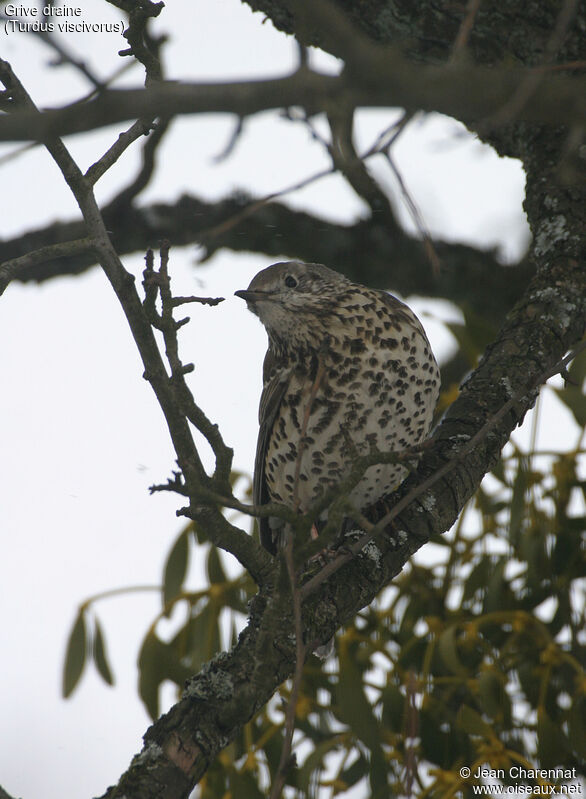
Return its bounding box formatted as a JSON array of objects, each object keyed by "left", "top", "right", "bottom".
[
  {"left": 462, "top": 557, "right": 491, "bottom": 604},
  {"left": 445, "top": 310, "right": 495, "bottom": 366},
  {"left": 337, "top": 641, "right": 387, "bottom": 794},
  {"left": 93, "top": 617, "right": 114, "bottom": 686},
  {"left": 554, "top": 348, "right": 586, "bottom": 426},
  {"left": 138, "top": 630, "right": 191, "bottom": 719},
  {"left": 333, "top": 754, "right": 368, "bottom": 794},
  {"left": 509, "top": 458, "right": 528, "bottom": 546},
  {"left": 419, "top": 705, "right": 460, "bottom": 768},
  {"left": 537, "top": 708, "right": 568, "bottom": 767},
  {"left": 477, "top": 669, "right": 510, "bottom": 726},
  {"left": 138, "top": 632, "right": 163, "bottom": 719},
  {"left": 381, "top": 682, "right": 405, "bottom": 733},
  {"left": 180, "top": 599, "right": 221, "bottom": 671},
  {"left": 456, "top": 705, "right": 493, "bottom": 739},
  {"left": 568, "top": 695, "right": 586, "bottom": 759},
  {"left": 556, "top": 383, "right": 586, "bottom": 427},
  {"left": 163, "top": 529, "right": 189, "bottom": 611},
  {"left": 337, "top": 644, "right": 381, "bottom": 751},
  {"left": 483, "top": 558, "right": 508, "bottom": 613},
  {"left": 62, "top": 609, "right": 87, "bottom": 698},
  {"left": 297, "top": 737, "right": 343, "bottom": 793},
  {"left": 225, "top": 767, "right": 266, "bottom": 799},
  {"left": 437, "top": 625, "right": 469, "bottom": 677}
]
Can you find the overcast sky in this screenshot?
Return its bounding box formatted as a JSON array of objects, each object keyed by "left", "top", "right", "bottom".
[{"left": 1, "top": 3, "right": 578, "bottom": 799}]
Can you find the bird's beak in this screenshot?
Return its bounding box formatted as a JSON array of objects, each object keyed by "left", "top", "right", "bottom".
[{"left": 234, "top": 289, "right": 272, "bottom": 302}]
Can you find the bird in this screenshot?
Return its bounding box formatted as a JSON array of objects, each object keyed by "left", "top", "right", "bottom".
[{"left": 235, "top": 261, "right": 440, "bottom": 558}]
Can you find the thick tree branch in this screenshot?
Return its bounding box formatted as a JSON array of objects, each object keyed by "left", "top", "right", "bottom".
[
  {"left": 244, "top": 0, "right": 585, "bottom": 170},
  {"left": 0, "top": 193, "right": 532, "bottom": 325},
  {"left": 245, "top": 0, "right": 584, "bottom": 71},
  {"left": 0, "top": 56, "right": 583, "bottom": 143}
]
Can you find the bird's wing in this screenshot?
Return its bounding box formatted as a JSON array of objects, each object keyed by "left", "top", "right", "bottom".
[
  {"left": 379, "top": 290, "right": 432, "bottom": 344},
  {"left": 253, "top": 348, "right": 290, "bottom": 554}
]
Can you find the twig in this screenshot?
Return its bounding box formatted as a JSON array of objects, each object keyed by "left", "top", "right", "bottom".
[
  {"left": 383, "top": 150, "right": 441, "bottom": 275},
  {"left": 0, "top": 9, "right": 105, "bottom": 90},
  {"left": 171, "top": 295, "right": 225, "bottom": 307},
  {"left": 212, "top": 116, "right": 244, "bottom": 163},
  {"left": 142, "top": 243, "right": 233, "bottom": 488},
  {"left": 403, "top": 670, "right": 419, "bottom": 797},
  {"left": 450, "top": 0, "right": 482, "bottom": 61},
  {"left": 85, "top": 119, "right": 154, "bottom": 185},
  {"left": 292, "top": 336, "right": 330, "bottom": 514},
  {"left": 95, "top": 1, "right": 167, "bottom": 205},
  {"left": 108, "top": 0, "right": 165, "bottom": 84},
  {"left": 327, "top": 108, "right": 399, "bottom": 226},
  {"left": 0, "top": 141, "right": 36, "bottom": 167},
  {"left": 106, "top": 116, "right": 171, "bottom": 208},
  {"left": 197, "top": 164, "right": 336, "bottom": 244},
  {"left": 198, "top": 119, "right": 412, "bottom": 246},
  {"left": 362, "top": 112, "right": 414, "bottom": 157},
  {"left": 268, "top": 537, "right": 308, "bottom": 799}
]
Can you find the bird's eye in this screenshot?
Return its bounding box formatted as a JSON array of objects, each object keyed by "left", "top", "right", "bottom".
[{"left": 284, "top": 275, "right": 298, "bottom": 288}]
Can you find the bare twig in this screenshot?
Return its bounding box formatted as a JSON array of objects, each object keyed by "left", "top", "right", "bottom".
[
  {"left": 171, "top": 295, "right": 225, "bottom": 307},
  {"left": 327, "top": 108, "right": 399, "bottom": 226},
  {"left": 107, "top": 0, "right": 165, "bottom": 84},
  {"left": 383, "top": 150, "right": 441, "bottom": 275},
  {"left": 0, "top": 141, "right": 36, "bottom": 167},
  {"left": 450, "top": 0, "right": 482, "bottom": 61},
  {"left": 197, "top": 163, "right": 336, "bottom": 245},
  {"left": 85, "top": 119, "right": 154, "bottom": 185},
  {"left": 0, "top": 8, "right": 105, "bottom": 89},
  {"left": 106, "top": 116, "right": 171, "bottom": 208},
  {"left": 268, "top": 536, "right": 308, "bottom": 799},
  {"left": 212, "top": 116, "right": 244, "bottom": 163},
  {"left": 292, "top": 336, "right": 331, "bottom": 514},
  {"left": 142, "top": 243, "right": 233, "bottom": 487},
  {"left": 403, "top": 670, "right": 419, "bottom": 796},
  {"left": 95, "top": 1, "right": 168, "bottom": 205},
  {"left": 198, "top": 118, "right": 412, "bottom": 246},
  {"left": 362, "top": 112, "right": 414, "bottom": 157}
]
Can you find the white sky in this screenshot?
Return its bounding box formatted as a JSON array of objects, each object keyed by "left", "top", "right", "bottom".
[{"left": 0, "top": 3, "right": 579, "bottom": 799}]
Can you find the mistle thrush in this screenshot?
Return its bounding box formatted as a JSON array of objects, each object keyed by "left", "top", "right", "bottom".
[{"left": 236, "top": 261, "right": 440, "bottom": 554}]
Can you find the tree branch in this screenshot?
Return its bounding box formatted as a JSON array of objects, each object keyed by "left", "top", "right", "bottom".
[
  {"left": 0, "top": 56, "right": 583, "bottom": 143},
  {"left": 0, "top": 236, "right": 95, "bottom": 295},
  {"left": 0, "top": 192, "right": 532, "bottom": 324},
  {"left": 245, "top": 0, "right": 584, "bottom": 71}
]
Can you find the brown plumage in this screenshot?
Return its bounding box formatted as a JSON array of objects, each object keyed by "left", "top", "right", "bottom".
[{"left": 236, "top": 261, "right": 440, "bottom": 554}]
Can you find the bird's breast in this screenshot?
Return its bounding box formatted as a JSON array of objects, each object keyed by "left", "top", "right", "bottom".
[{"left": 263, "top": 324, "right": 439, "bottom": 515}]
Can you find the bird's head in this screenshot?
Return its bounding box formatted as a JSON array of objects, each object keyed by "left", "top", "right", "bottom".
[{"left": 235, "top": 261, "right": 352, "bottom": 351}]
